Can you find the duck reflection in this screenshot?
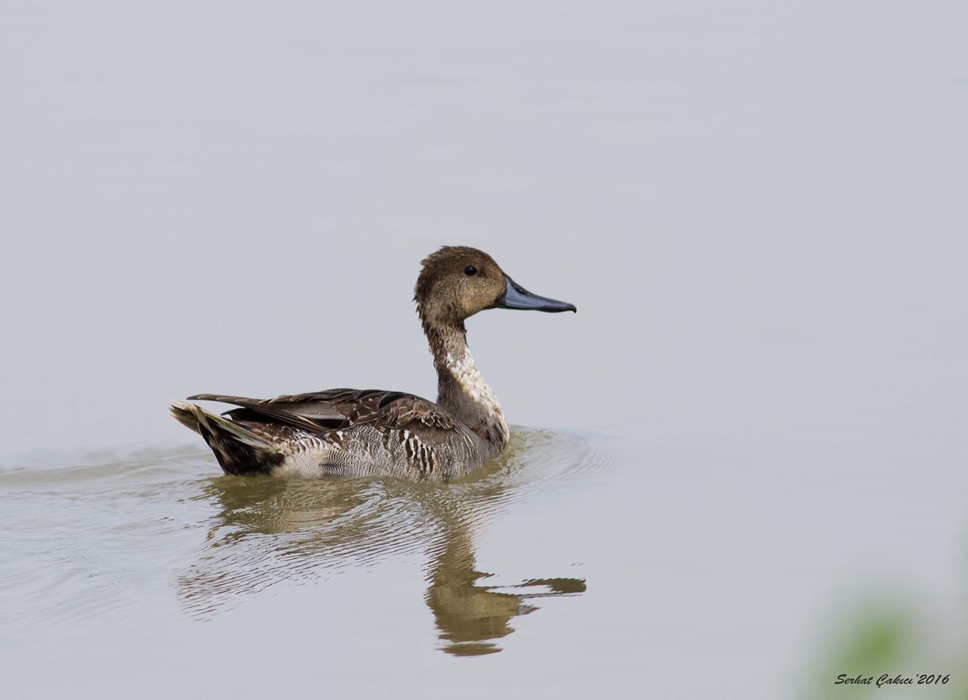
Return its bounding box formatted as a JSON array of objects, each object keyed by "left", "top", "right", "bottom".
[
  {"left": 179, "top": 429, "right": 587, "bottom": 656},
  {"left": 425, "top": 516, "right": 586, "bottom": 656}
]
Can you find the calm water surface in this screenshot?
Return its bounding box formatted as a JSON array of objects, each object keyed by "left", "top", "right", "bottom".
[{"left": 3, "top": 2, "right": 968, "bottom": 698}]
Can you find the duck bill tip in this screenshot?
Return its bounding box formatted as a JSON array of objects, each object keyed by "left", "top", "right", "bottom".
[{"left": 495, "top": 275, "right": 577, "bottom": 313}]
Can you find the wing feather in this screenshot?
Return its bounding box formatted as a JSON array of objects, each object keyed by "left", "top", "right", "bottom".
[{"left": 186, "top": 389, "right": 459, "bottom": 435}]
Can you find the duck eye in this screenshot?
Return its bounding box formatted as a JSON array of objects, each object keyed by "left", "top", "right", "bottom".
[{"left": 464, "top": 265, "right": 478, "bottom": 276}]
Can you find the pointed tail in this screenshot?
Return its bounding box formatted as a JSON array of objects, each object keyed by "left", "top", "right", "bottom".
[{"left": 169, "top": 400, "right": 285, "bottom": 475}]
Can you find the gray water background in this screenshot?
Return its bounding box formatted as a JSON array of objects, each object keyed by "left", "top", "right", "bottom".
[{"left": 2, "top": 1, "right": 967, "bottom": 698}]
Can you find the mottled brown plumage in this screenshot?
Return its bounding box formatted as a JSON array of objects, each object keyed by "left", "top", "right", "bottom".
[{"left": 169, "top": 246, "right": 575, "bottom": 480}]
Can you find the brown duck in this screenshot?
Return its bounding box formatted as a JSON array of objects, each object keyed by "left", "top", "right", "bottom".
[{"left": 169, "top": 246, "right": 576, "bottom": 479}]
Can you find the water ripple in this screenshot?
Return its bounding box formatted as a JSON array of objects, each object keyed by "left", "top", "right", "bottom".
[{"left": 0, "top": 428, "right": 618, "bottom": 655}]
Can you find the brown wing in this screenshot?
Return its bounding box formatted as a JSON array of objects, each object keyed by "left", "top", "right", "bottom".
[{"left": 186, "top": 389, "right": 459, "bottom": 435}]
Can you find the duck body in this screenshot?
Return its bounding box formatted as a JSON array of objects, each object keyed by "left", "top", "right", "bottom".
[
  {"left": 170, "top": 246, "right": 575, "bottom": 480},
  {"left": 172, "top": 384, "right": 502, "bottom": 480}
]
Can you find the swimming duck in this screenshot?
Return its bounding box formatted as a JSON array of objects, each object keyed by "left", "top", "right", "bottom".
[{"left": 169, "top": 246, "right": 576, "bottom": 480}]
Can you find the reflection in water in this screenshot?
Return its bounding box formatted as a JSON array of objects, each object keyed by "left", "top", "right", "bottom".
[
  {"left": 179, "top": 428, "right": 590, "bottom": 655},
  {"left": 425, "top": 521, "right": 586, "bottom": 656}
]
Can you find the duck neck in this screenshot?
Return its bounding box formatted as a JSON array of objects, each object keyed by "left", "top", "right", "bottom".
[{"left": 423, "top": 321, "right": 509, "bottom": 450}]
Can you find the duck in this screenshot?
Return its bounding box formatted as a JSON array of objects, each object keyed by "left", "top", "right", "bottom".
[{"left": 169, "top": 246, "right": 576, "bottom": 480}]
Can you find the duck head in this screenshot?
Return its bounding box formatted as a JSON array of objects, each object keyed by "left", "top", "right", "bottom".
[{"left": 415, "top": 246, "right": 576, "bottom": 327}]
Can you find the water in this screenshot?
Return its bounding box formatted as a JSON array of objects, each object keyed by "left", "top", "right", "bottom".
[
  {"left": 3, "top": 2, "right": 968, "bottom": 698},
  {"left": 1, "top": 430, "right": 602, "bottom": 653}
]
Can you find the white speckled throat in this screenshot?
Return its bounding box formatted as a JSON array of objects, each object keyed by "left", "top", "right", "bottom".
[{"left": 430, "top": 326, "right": 509, "bottom": 444}]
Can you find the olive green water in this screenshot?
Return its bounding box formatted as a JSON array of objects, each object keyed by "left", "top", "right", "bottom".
[{"left": 3, "top": 2, "right": 968, "bottom": 698}]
